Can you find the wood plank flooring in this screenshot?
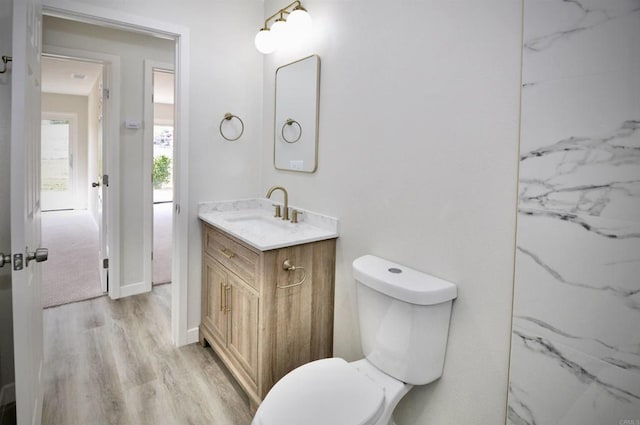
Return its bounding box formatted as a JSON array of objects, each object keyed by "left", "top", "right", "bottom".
[{"left": 42, "top": 284, "right": 254, "bottom": 425}]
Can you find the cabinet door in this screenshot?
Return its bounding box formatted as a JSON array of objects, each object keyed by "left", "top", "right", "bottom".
[
  {"left": 203, "top": 255, "right": 228, "bottom": 346},
  {"left": 227, "top": 272, "right": 259, "bottom": 383}
]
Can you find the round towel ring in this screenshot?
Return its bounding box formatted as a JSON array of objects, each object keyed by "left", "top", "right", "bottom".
[
  {"left": 277, "top": 259, "right": 307, "bottom": 289},
  {"left": 219, "top": 113, "right": 244, "bottom": 141},
  {"left": 281, "top": 118, "right": 302, "bottom": 144}
]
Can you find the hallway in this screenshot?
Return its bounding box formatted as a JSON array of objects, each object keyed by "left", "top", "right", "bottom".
[{"left": 42, "top": 285, "right": 253, "bottom": 425}]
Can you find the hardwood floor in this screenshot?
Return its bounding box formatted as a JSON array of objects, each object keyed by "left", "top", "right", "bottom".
[{"left": 42, "top": 284, "right": 253, "bottom": 425}]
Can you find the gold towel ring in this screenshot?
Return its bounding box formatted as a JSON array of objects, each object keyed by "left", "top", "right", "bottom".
[
  {"left": 281, "top": 118, "right": 302, "bottom": 144},
  {"left": 277, "top": 259, "right": 307, "bottom": 289},
  {"left": 219, "top": 113, "right": 244, "bottom": 141}
]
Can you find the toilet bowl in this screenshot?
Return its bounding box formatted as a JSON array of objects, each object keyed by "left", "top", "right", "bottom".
[
  {"left": 253, "top": 358, "right": 411, "bottom": 425},
  {"left": 253, "top": 255, "right": 457, "bottom": 425}
]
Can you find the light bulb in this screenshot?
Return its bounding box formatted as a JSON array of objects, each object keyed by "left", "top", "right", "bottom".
[
  {"left": 287, "top": 7, "right": 312, "bottom": 36},
  {"left": 270, "top": 18, "right": 288, "bottom": 46},
  {"left": 254, "top": 28, "right": 276, "bottom": 54}
]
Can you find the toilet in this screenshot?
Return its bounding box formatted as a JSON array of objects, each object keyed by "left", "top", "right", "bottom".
[{"left": 252, "top": 254, "right": 458, "bottom": 425}]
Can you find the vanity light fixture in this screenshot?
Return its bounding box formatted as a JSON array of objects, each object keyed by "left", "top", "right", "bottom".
[{"left": 254, "top": 1, "right": 312, "bottom": 54}]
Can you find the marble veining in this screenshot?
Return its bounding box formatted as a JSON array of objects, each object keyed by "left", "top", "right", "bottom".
[
  {"left": 519, "top": 120, "right": 640, "bottom": 220},
  {"left": 519, "top": 208, "right": 640, "bottom": 239},
  {"left": 513, "top": 328, "right": 640, "bottom": 403},
  {"left": 198, "top": 199, "right": 339, "bottom": 251},
  {"left": 524, "top": 0, "right": 640, "bottom": 53},
  {"left": 509, "top": 0, "right": 640, "bottom": 422},
  {"left": 517, "top": 242, "right": 640, "bottom": 301},
  {"left": 514, "top": 315, "right": 640, "bottom": 374},
  {"left": 512, "top": 212, "right": 640, "bottom": 369},
  {"left": 509, "top": 324, "right": 640, "bottom": 425}
]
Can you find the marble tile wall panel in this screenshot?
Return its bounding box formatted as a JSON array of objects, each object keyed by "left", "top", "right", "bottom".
[
  {"left": 508, "top": 0, "right": 640, "bottom": 423},
  {"left": 509, "top": 325, "right": 640, "bottom": 425},
  {"left": 518, "top": 0, "right": 640, "bottom": 221},
  {"left": 513, "top": 212, "right": 640, "bottom": 371}
]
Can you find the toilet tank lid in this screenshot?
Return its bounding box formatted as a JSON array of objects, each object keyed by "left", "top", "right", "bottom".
[{"left": 352, "top": 255, "right": 457, "bottom": 305}]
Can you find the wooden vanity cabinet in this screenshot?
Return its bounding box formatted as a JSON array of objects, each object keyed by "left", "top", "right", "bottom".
[{"left": 199, "top": 222, "right": 336, "bottom": 410}]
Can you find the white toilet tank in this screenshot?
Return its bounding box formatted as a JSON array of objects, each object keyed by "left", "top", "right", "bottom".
[{"left": 353, "top": 255, "right": 457, "bottom": 385}]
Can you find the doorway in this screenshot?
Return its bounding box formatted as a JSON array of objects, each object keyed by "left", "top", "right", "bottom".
[
  {"left": 41, "top": 4, "right": 190, "bottom": 346},
  {"left": 40, "top": 55, "right": 105, "bottom": 308},
  {"left": 151, "top": 68, "right": 175, "bottom": 286}
]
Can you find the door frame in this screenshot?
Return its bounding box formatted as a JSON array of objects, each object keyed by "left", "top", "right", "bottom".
[
  {"left": 40, "top": 111, "right": 78, "bottom": 211},
  {"left": 42, "top": 46, "right": 121, "bottom": 299},
  {"left": 143, "top": 60, "right": 174, "bottom": 293},
  {"left": 42, "top": 0, "right": 191, "bottom": 346}
]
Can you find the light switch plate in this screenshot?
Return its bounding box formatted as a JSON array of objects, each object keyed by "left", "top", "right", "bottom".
[{"left": 124, "top": 119, "right": 142, "bottom": 129}]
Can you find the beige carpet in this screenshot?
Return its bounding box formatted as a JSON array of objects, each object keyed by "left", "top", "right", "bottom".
[
  {"left": 153, "top": 202, "right": 172, "bottom": 284},
  {"left": 42, "top": 210, "right": 103, "bottom": 308},
  {"left": 42, "top": 205, "right": 172, "bottom": 308}
]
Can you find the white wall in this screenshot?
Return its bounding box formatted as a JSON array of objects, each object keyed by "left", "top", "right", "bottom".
[
  {"left": 42, "top": 92, "right": 89, "bottom": 210},
  {"left": 0, "top": 0, "right": 14, "bottom": 403},
  {"left": 43, "top": 17, "right": 176, "bottom": 288},
  {"left": 261, "top": 1, "right": 522, "bottom": 424}
]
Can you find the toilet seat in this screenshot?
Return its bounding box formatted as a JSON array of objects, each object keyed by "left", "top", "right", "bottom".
[{"left": 253, "top": 358, "right": 385, "bottom": 425}]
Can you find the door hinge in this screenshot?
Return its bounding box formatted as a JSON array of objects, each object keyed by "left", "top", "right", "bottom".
[
  {"left": 103, "top": 258, "right": 109, "bottom": 269},
  {"left": 151, "top": 251, "right": 154, "bottom": 260},
  {"left": 103, "top": 88, "right": 110, "bottom": 99},
  {"left": 103, "top": 174, "right": 109, "bottom": 187}
]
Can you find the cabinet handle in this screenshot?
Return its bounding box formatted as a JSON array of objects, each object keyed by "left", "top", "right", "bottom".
[
  {"left": 220, "top": 281, "right": 225, "bottom": 312},
  {"left": 219, "top": 248, "right": 236, "bottom": 259},
  {"left": 224, "top": 285, "right": 231, "bottom": 313}
]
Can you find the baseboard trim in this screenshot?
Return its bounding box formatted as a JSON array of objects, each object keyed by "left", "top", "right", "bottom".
[
  {"left": 187, "top": 326, "right": 199, "bottom": 344},
  {"left": 0, "top": 382, "right": 15, "bottom": 406},
  {"left": 119, "top": 281, "right": 148, "bottom": 298}
]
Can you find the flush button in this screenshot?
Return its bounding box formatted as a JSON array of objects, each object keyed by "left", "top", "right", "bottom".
[{"left": 388, "top": 267, "right": 402, "bottom": 274}]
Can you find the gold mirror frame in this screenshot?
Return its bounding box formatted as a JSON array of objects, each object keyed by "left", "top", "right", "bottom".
[{"left": 273, "top": 54, "right": 321, "bottom": 173}]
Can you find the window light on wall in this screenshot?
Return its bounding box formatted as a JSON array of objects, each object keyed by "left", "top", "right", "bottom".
[{"left": 254, "top": 1, "right": 312, "bottom": 54}]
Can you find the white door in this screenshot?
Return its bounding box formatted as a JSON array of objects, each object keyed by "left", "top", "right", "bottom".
[
  {"left": 10, "top": 0, "right": 45, "bottom": 424},
  {"left": 97, "top": 72, "right": 108, "bottom": 293}
]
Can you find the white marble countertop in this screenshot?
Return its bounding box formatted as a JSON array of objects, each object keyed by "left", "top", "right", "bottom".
[{"left": 198, "top": 198, "right": 339, "bottom": 251}]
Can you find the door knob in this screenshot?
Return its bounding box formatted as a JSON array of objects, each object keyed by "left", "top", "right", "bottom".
[
  {"left": 0, "top": 253, "right": 10, "bottom": 268},
  {"left": 26, "top": 248, "right": 48, "bottom": 266},
  {"left": 91, "top": 182, "right": 100, "bottom": 188}
]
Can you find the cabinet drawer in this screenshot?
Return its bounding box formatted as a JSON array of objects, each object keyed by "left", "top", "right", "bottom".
[{"left": 204, "top": 226, "right": 259, "bottom": 290}]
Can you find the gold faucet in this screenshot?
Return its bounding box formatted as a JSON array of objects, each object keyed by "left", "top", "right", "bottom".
[{"left": 266, "top": 186, "right": 289, "bottom": 221}]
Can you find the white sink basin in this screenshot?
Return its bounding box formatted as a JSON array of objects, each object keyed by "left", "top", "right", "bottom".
[
  {"left": 224, "top": 215, "right": 291, "bottom": 230},
  {"left": 198, "top": 199, "right": 339, "bottom": 251}
]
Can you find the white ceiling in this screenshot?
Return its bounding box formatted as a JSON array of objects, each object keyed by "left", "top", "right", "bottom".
[
  {"left": 41, "top": 56, "right": 173, "bottom": 103},
  {"left": 41, "top": 56, "right": 102, "bottom": 96}
]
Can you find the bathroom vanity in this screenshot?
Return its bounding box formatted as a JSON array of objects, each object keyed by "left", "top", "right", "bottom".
[{"left": 198, "top": 199, "right": 338, "bottom": 410}]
